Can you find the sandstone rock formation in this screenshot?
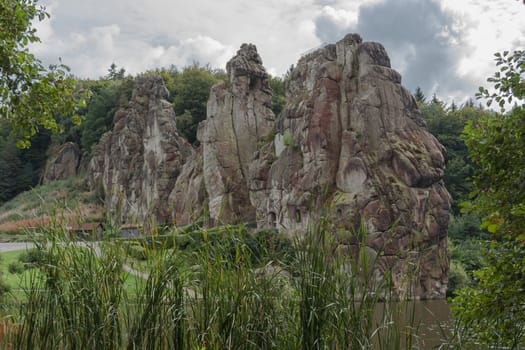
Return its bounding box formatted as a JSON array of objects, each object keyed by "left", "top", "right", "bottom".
[
  {"left": 88, "top": 34, "right": 450, "bottom": 298},
  {"left": 88, "top": 75, "right": 194, "bottom": 225},
  {"left": 43, "top": 142, "right": 80, "bottom": 184},
  {"left": 250, "top": 34, "right": 450, "bottom": 298},
  {"left": 198, "top": 43, "right": 275, "bottom": 222}
]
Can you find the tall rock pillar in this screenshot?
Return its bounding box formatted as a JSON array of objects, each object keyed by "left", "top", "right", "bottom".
[{"left": 199, "top": 44, "right": 275, "bottom": 223}]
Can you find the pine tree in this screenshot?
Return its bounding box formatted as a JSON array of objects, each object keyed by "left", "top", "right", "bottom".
[{"left": 414, "top": 87, "right": 426, "bottom": 104}]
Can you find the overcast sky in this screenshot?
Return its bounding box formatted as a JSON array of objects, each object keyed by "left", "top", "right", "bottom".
[{"left": 32, "top": 0, "right": 524, "bottom": 104}]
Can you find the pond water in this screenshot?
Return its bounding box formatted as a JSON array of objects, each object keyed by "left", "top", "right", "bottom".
[
  {"left": 408, "top": 299, "right": 452, "bottom": 349},
  {"left": 376, "top": 299, "right": 452, "bottom": 349}
]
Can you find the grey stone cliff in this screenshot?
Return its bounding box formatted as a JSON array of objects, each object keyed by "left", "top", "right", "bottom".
[
  {"left": 88, "top": 35, "right": 451, "bottom": 298},
  {"left": 88, "top": 75, "right": 194, "bottom": 225},
  {"left": 249, "top": 34, "right": 450, "bottom": 298}
]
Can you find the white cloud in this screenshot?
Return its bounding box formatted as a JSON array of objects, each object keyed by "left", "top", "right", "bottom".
[
  {"left": 32, "top": 0, "right": 322, "bottom": 78},
  {"left": 31, "top": 19, "right": 236, "bottom": 78},
  {"left": 315, "top": 5, "right": 358, "bottom": 43},
  {"left": 29, "top": 0, "right": 525, "bottom": 102}
]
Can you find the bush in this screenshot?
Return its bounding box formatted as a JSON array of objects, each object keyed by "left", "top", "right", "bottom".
[
  {"left": 450, "top": 239, "right": 486, "bottom": 276},
  {"left": 448, "top": 213, "right": 487, "bottom": 241},
  {"left": 8, "top": 261, "right": 24, "bottom": 274},
  {"left": 447, "top": 260, "right": 469, "bottom": 296},
  {"left": 0, "top": 275, "right": 10, "bottom": 299},
  {"left": 124, "top": 242, "right": 147, "bottom": 261},
  {"left": 452, "top": 240, "right": 525, "bottom": 348},
  {"left": 18, "top": 248, "right": 45, "bottom": 268},
  {"left": 283, "top": 130, "right": 296, "bottom": 148}
]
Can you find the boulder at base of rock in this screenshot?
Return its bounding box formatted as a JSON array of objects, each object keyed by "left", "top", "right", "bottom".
[{"left": 43, "top": 142, "right": 81, "bottom": 184}]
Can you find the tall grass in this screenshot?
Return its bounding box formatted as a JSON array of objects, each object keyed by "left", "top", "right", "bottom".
[
  {"left": 12, "top": 227, "right": 126, "bottom": 349},
  {"left": 0, "top": 219, "right": 422, "bottom": 349},
  {"left": 187, "top": 226, "right": 295, "bottom": 349},
  {"left": 294, "top": 217, "right": 419, "bottom": 350},
  {"left": 125, "top": 246, "right": 186, "bottom": 350}
]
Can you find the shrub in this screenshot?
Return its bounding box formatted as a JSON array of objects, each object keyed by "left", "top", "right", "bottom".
[
  {"left": 18, "top": 248, "right": 45, "bottom": 268},
  {"left": 450, "top": 239, "right": 486, "bottom": 276},
  {"left": 283, "top": 130, "right": 296, "bottom": 148},
  {"left": 125, "top": 243, "right": 147, "bottom": 261},
  {"left": 0, "top": 275, "right": 10, "bottom": 299},
  {"left": 447, "top": 260, "right": 469, "bottom": 296},
  {"left": 452, "top": 240, "right": 525, "bottom": 348},
  {"left": 448, "top": 214, "right": 487, "bottom": 241},
  {"left": 8, "top": 261, "right": 24, "bottom": 274}
]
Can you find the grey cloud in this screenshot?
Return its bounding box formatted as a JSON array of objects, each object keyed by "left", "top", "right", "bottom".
[
  {"left": 314, "top": 0, "right": 338, "bottom": 6},
  {"left": 315, "top": 12, "right": 352, "bottom": 43},
  {"left": 314, "top": 0, "right": 478, "bottom": 102}
]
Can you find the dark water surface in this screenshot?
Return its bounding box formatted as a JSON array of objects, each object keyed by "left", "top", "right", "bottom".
[
  {"left": 410, "top": 299, "right": 451, "bottom": 349},
  {"left": 375, "top": 299, "right": 452, "bottom": 349}
]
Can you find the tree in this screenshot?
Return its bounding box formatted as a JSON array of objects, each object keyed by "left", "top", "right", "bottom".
[
  {"left": 79, "top": 77, "right": 133, "bottom": 152},
  {"left": 106, "top": 63, "right": 126, "bottom": 80},
  {"left": 452, "top": 50, "right": 525, "bottom": 348},
  {"left": 0, "top": 126, "right": 35, "bottom": 202},
  {"left": 269, "top": 75, "right": 285, "bottom": 116},
  {"left": 0, "top": 0, "right": 82, "bottom": 148},
  {"left": 172, "top": 65, "right": 225, "bottom": 144},
  {"left": 466, "top": 50, "right": 525, "bottom": 237},
  {"left": 414, "top": 86, "right": 426, "bottom": 104}
]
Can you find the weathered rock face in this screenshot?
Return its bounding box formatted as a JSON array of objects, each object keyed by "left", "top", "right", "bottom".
[
  {"left": 87, "top": 34, "right": 450, "bottom": 298},
  {"left": 88, "top": 75, "right": 194, "bottom": 225},
  {"left": 168, "top": 150, "right": 208, "bottom": 225},
  {"left": 43, "top": 142, "right": 80, "bottom": 184},
  {"left": 198, "top": 44, "right": 275, "bottom": 222},
  {"left": 249, "top": 34, "right": 451, "bottom": 298}
]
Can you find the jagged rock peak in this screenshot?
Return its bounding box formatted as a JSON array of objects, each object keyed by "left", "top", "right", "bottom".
[
  {"left": 198, "top": 42, "right": 274, "bottom": 223},
  {"left": 226, "top": 43, "right": 267, "bottom": 80},
  {"left": 88, "top": 73, "right": 194, "bottom": 226},
  {"left": 248, "top": 33, "right": 450, "bottom": 298},
  {"left": 133, "top": 74, "right": 169, "bottom": 104},
  {"left": 340, "top": 32, "right": 363, "bottom": 45}
]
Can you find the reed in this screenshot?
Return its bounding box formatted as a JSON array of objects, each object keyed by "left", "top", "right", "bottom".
[{"left": 0, "top": 218, "right": 421, "bottom": 350}]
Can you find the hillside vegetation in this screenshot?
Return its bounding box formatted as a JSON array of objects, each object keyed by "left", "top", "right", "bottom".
[{"left": 0, "top": 176, "right": 103, "bottom": 235}]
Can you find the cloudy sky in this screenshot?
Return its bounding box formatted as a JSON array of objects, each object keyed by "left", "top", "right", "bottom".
[{"left": 32, "top": 0, "right": 524, "bottom": 104}]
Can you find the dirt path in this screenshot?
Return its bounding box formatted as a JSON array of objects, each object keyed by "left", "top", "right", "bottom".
[{"left": 0, "top": 242, "right": 35, "bottom": 252}]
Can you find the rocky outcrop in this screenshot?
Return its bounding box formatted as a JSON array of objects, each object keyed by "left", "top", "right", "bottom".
[
  {"left": 88, "top": 75, "right": 194, "bottom": 225},
  {"left": 249, "top": 34, "right": 450, "bottom": 298},
  {"left": 88, "top": 34, "right": 450, "bottom": 298},
  {"left": 43, "top": 142, "right": 80, "bottom": 183},
  {"left": 198, "top": 44, "right": 275, "bottom": 222},
  {"left": 168, "top": 151, "right": 208, "bottom": 225}
]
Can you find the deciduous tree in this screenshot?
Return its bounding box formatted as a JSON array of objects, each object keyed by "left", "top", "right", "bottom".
[
  {"left": 0, "top": 0, "right": 81, "bottom": 148},
  {"left": 452, "top": 50, "right": 525, "bottom": 348}
]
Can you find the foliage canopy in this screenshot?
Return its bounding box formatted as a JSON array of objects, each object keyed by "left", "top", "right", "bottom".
[
  {"left": 0, "top": 0, "right": 82, "bottom": 148},
  {"left": 465, "top": 50, "right": 525, "bottom": 238},
  {"left": 452, "top": 49, "right": 525, "bottom": 348}
]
